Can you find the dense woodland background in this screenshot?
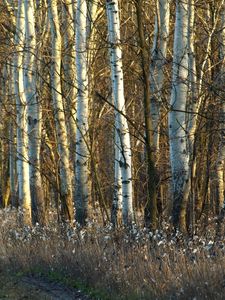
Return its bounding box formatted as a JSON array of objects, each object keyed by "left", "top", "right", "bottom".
[
  {"left": 0, "top": 1, "right": 225, "bottom": 299},
  {"left": 0, "top": 0, "right": 224, "bottom": 237}
]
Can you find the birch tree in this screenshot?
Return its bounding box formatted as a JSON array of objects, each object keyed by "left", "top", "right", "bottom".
[
  {"left": 24, "top": 0, "right": 46, "bottom": 225},
  {"left": 75, "top": 0, "right": 90, "bottom": 225},
  {"left": 169, "top": 0, "right": 189, "bottom": 232},
  {"left": 150, "top": 0, "right": 170, "bottom": 153},
  {"left": 62, "top": 0, "right": 77, "bottom": 158},
  {"left": 14, "top": 0, "right": 32, "bottom": 225},
  {"left": 48, "top": 0, "right": 74, "bottom": 223},
  {"left": 106, "top": 0, "right": 134, "bottom": 226}
]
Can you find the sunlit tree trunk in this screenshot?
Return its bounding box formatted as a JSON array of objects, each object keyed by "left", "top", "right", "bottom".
[
  {"left": 75, "top": 0, "right": 90, "bottom": 225},
  {"left": 111, "top": 124, "right": 123, "bottom": 227},
  {"left": 106, "top": 0, "right": 134, "bottom": 226},
  {"left": 62, "top": 0, "right": 77, "bottom": 158},
  {"left": 48, "top": 0, "right": 74, "bottom": 223},
  {"left": 14, "top": 0, "right": 32, "bottom": 225},
  {"left": 24, "top": 0, "right": 46, "bottom": 225},
  {"left": 182, "top": 0, "right": 197, "bottom": 233},
  {"left": 150, "top": 0, "right": 170, "bottom": 153},
  {"left": 169, "top": 0, "right": 189, "bottom": 232},
  {"left": 187, "top": 0, "right": 197, "bottom": 128}
]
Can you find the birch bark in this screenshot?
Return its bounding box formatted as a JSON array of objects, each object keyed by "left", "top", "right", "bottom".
[
  {"left": 14, "top": 0, "right": 32, "bottom": 225},
  {"left": 169, "top": 0, "right": 189, "bottom": 232},
  {"left": 24, "top": 0, "right": 46, "bottom": 225},
  {"left": 150, "top": 0, "right": 170, "bottom": 153},
  {"left": 48, "top": 0, "right": 74, "bottom": 223},
  {"left": 75, "top": 0, "right": 90, "bottom": 225},
  {"left": 62, "top": 0, "right": 77, "bottom": 158},
  {"left": 106, "top": 0, "right": 134, "bottom": 226}
]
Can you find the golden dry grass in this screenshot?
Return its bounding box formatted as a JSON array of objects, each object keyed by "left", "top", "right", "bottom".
[{"left": 0, "top": 208, "right": 224, "bottom": 299}]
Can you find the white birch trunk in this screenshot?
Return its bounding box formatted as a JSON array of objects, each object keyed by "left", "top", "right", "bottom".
[
  {"left": 187, "top": 0, "right": 197, "bottom": 131},
  {"left": 62, "top": 0, "right": 77, "bottom": 155},
  {"left": 48, "top": 0, "right": 74, "bottom": 223},
  {"left": 24, "top": 0, "right": 46, "bottom": 224},
  {"left": 14, "top": 0, "right": 32, "bottom": 225},
  {"left": 75, "top": 0, "right": 90, "bottom": 225},
  {"left": 111, "top": 125, "right": 123, "bottom": 226},
  {"left": 150, "top": 0, "right": 170, "bottom": 152},
  {"left": 169, "top": 0, "right": 189, "bottom": 230},
  {"left": 106, "top": 0, "right": 133, "bottom": 226},
  {"left": 106, "top": 3, "right": 122, "bottom": 226},
  {"left": 183, "top": 0, "right": 197, "bottom": 233}
]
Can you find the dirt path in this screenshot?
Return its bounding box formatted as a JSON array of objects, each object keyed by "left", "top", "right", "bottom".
[{"left": 0, "top": 273, "right": 93, "bottom": 300}]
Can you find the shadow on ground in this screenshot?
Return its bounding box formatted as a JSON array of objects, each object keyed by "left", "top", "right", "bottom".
[{"left": 0, "top": 272, "right": 92, "bottom": 300}]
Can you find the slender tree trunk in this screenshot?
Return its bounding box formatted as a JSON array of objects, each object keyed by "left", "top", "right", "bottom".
[
  {"left": 216, "top": 4, "right": 225, "bottom": 213},
  {"left": 48, "top": 0, "right": 74, "bottom": 224},
  {"left": 150, "top": 0, "right": 170, "bottom": 153},
  {"left": 135, "top": 0, "right": 158, "bottom": 230},
  {"left": 62, "top": 0, "right": 77, "bottom": 160},
  {"left": 185, "top": 0, "right": 197, "bottom": 234},
  {"left": 3, "top": 0, "right": 17, "bottom": 208},
  {"left": 75, "top": 0, "right": 90, "bottom": 225},
  {"left": 24, "top": 0, "right": 46, "bottom": 225},
  {"left": 106, "top": 1, "right": 122, "bottom": 227},
  {"left": 9, "top": 117, "right": 17, "bottom": 207},
  {"left": 111, "top": 126, "right": 123, "bottom": 227},
  {"left": 106, "top": 0, "right": 134, "bottom": 226},
  {"left": 169, "top": 0, "right": 189, "bottom": 233},
  {"left": 9, "top": 72, "right": 17, "bottom": 208},
  {"left": 0, "top": 68, "right": 11, "bottom": 208},
  {"left": 14, "top": 0, "right": 32, "bottom": 225}
]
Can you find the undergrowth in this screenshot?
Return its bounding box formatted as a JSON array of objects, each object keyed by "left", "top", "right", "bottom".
[{"left": 0, "top": 208, "right": 224, "bottom": 299}]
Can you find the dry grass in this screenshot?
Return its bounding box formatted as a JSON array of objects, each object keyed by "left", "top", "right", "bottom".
[{"left": 0, "top": 208, "right": 224, "bottom": 299}]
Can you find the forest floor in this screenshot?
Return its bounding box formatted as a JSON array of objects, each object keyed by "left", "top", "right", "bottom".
[
  {"left": 0, "top": 272, "right": 92, "bottom": 300},
  {"left": 0, "top": 208, "right": 225, "bottom": 299}
]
